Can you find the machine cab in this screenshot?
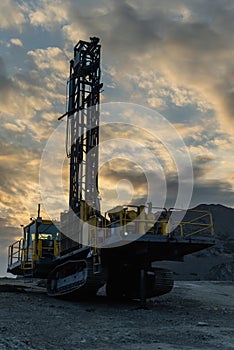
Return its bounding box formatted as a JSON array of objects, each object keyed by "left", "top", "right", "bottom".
[
  {"left": 23, "top": 218, "right": 60, "bottom": 261},
  {"left": 8, "top": 216, "right": 60, "bottom": 277}
]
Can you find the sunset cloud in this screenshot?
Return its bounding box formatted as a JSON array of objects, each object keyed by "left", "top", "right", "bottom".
[{"left": 62, "top": 0, "right": 234, "bottom": 131}]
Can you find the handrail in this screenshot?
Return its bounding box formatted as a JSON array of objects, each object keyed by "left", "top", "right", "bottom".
[
  {"left": 175, "top": 210, "right": 214, "bottom": 237},
  {"left": 8, "top": 238, "right": 23, "bottom": 267},
  {"left": 103, "top": 209, "right": 214, "bottom": 239},
  {"left": 87, "top": 209, "right": 214, "bottom": 247}
]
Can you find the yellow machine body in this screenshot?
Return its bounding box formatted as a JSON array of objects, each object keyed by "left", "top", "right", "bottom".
[{"left": 8, "top": 218, "right": 60, "bottom": 276}]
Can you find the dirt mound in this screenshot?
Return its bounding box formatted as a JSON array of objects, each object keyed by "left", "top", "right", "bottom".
[{"left": 206, "top": 261, "right": 234, "bottom": 281}]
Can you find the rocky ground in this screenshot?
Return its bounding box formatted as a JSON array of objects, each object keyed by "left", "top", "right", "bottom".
[{"left": 0, "top": 279, "right": 233, "bottom": 350}]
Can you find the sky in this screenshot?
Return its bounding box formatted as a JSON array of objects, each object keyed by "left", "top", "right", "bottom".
[{"left": 0, "top": 0, "right": 234, "bottom": 276}]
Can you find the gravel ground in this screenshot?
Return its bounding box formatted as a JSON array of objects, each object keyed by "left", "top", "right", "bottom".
[{"left": 0, "top": 280, "right": 233, "bottom": 350}]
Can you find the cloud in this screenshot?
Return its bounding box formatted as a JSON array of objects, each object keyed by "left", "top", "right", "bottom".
[
  {"left": 62, "top": 0, "right": 234, "bottom": 132},
  {"left": 0, "top": 45, "right": 67, "bottom": 139},
  {"left": 0, "top": 56, "right": 14, "bottom": 92},
  {"left": 100, "top": 159, "right": 148, "bottom": 189},
  {"left": 192, "top": 179, "right": 234, "bottom": 208},
  {"left": 0, "top": 217, "right": 21, "bottom": 277},
  {"left": 99, "top": 158, "right": 168, "bottom": 211},
  {"left": 9, "top": 38, "right": 23, "bottom": 47},
  {"left": 27, "top": 47, "right": 68, "bottom": 75},
  {"left": 26, "top": 0, "right": 68, "bottom": 29},
  {"left": 0, "top": 0, "right": 26, "bottom": 30},
  {"left": 0, "top": 142, "right": 41, "bottom": 215},
  {"left": 192, "top": 154, "right": 216, "bottom": 179},
  {"left": 0, "top": 56, "right": 43, "bottom": 119}
]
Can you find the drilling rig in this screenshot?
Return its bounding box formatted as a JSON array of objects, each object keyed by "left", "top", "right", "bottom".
[{"left": 8, "top": 37, "right": 215, "bottom": 301}]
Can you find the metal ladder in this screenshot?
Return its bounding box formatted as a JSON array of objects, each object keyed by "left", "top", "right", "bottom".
[
  {"left": 93, "top": 251, "right": 102, "bottom": 274},
  {"left": 21, "top": 261, "right": 34, "bottom": 279}
]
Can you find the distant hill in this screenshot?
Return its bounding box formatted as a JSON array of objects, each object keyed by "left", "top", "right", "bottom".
[
  {"left": 195, "top": 204, "right": 234, "bottom": 254},
  {"left": 156, "top": 204, "right": 234, "bottom": 281}
]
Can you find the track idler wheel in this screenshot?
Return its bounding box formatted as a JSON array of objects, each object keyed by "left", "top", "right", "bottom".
[{"left": 150, "top": 267, "right": 174, "bottom": 297}]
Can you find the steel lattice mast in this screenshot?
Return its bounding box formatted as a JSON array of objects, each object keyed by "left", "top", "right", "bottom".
[{"left": 65, "top": 37, "right": 102, "bottom": 219}]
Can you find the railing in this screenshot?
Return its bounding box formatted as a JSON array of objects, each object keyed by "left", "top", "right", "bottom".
[
  {"left": 88, "top": 208, "right": 214, "bottom": 245},
  {"left": 8, "top": 239, "right": 23, "bottom": 267},
  {"left": 88, "top": 226, "right": 107, "bottom": 248},
  {"left": 174, "top": 209, "right": 214, "bottom": 238}
]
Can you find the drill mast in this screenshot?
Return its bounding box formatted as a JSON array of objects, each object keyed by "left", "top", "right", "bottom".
[{"left": 66, "top": 37, "right": 101, "bottom": 218}]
